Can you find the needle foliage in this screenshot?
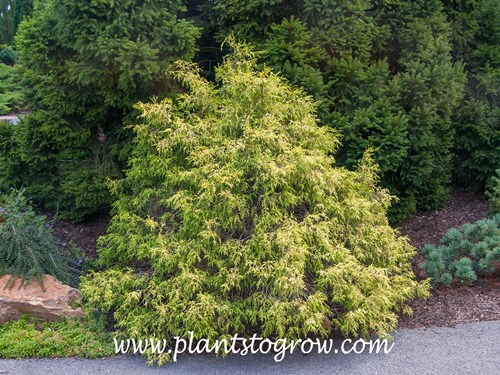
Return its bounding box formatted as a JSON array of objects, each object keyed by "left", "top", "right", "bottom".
[
  {"left": 82, "top": 43, "right": 429, "bottom": 364},
  {"left": 0, "top": 0, "right": 199, "bottom": 221}
]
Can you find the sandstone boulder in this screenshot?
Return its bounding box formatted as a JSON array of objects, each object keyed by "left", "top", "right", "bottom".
[{"left": 0, "top": 274, "right": 85, "bottom": 324}]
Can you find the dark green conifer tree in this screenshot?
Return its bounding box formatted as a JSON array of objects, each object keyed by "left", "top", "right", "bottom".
[
  {"left": 201, "top": 0, "right": 467, "bottom": 221},
  {"left": 442, "top": 0, "right": 500, "bottom": 191},
  {"left": 13, "top": 0, "right": 33, "bottom": 36},
  {"left": 0, "top": 0, "right": 199, "bottom": 221},
  {"left": 391, "top": 18, "right": 466, "bottom": 215},
  {"left": 0, "top": 0, "right": 14, "bottom": 44}
]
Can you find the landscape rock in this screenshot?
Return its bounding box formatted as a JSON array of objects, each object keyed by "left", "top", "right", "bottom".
[{"left": 0, "top": 274, "right": 85, "bottom": 324}]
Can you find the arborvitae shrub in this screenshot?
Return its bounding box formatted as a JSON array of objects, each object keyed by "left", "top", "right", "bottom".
[
  {"left": 0, "top": 189, "right": 78, "bottom": 289},
  {"left": 81, "top": 44, "right": 429, "bottom": 364},
  {"left": 421, "top": 215, "right": 500, "bottom": 286}
]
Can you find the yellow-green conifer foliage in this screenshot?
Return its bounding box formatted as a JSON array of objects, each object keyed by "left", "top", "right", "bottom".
[{"left": 81, "top": 44, "right": 429, "bottom": 362}]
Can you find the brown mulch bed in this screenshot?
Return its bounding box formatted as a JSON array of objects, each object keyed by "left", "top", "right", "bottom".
[
  {"left": 398, "top": 188, "right": 490, "bottom": 279},
  {"left": 398, "top": 278, "right": 500, "bottom": 329},
  {"left": 50, "top": 213, "right": 109, "bottom": 259},
  {"left": 396, "top": 188, "right": 498, "bottom": 329},
  {"left": 49, "top": 188, "right": 498, "bottom": 329}
]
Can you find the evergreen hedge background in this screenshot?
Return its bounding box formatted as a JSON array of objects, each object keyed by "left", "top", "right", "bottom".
[
  {"left": 0, "top": 0, "right": 199, "bottom": 221},
  {"left": 196, "top": 0, "right": 471, "bottom": 221},
  {"left": 2, "top": 0, "right": 496, "bottom": 222}
]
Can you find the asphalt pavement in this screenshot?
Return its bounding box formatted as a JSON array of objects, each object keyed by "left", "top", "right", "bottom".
[{"left": 0, "top": 320, "right": 498, "bottom": 375}]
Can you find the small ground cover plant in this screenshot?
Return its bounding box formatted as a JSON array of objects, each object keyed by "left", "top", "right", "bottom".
[{"left": 0, "top": 315, "right": 114, "bottom": 359}]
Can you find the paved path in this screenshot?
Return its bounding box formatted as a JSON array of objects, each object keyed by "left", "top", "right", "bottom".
[
  {"left": 0, "top": 116, "right": 20, "bottom": 125},
  {"left": 1, "top": 321, "right": 499, "bottom": 375}
]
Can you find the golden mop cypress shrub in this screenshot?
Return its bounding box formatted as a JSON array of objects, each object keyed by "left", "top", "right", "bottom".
[{"left": 81, "top": 42, "right": 429, "bottom": 362}]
